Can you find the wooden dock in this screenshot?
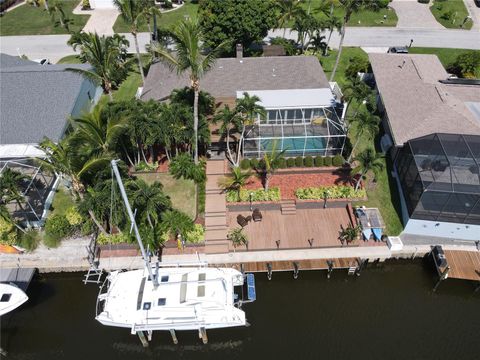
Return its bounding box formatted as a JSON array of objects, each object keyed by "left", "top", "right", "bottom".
[
  {"left": 443, "top": 250, "right": 480, "bottom": 281},
  {"left": 0, "top": 268, "right": 36, "bottom": 291}
]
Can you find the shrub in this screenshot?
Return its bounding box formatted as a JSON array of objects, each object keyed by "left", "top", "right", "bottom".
[
  {"left": 81, "top": 219, "right": 94, "bottom": 236},
  {"left": 314, "top": 156, "right": 324, "bottom": 167},
  {"left": 333, "top": 155, "right": 344, "bottom": 167},
  {"left": 0, "top": 217, "right": 17, "bottom": 246},
  {"left": 286, "top": 158, "right": 295, "bottom": 168},
  {"left": 295, "top": 185, "right": 366, "bottom": 200},
  {"left": 227, "top": 227, "right": 248, "bottom": 248},
  {"left": 18, "top": 230, "right": 41, "bottom": 252},
  {"left": 226, "top": 187, "right": 281, "bottom": 202},
  {"left": 184, "top": 224, "right": 205, "bottom": 243},
  {"left": 417, "top": 0, "right": 429, "bottom": 3},
  {"left": 250, "top": 158, "right": 259, "bottom": 169},
  {"left": 65, "top": 206, "right": 83, "bottom": 226},
  {"left": 277, "top": 157, "right": 287, "bottom": 169},
  {"left": 135, "top": 161, "right": 158, "bottom": 172},
  {"left": 323, "top": 156, "right": 332, "bottom": 166},
  {"left": 240, "top": 158, "right": 251, "bottom": 170},
  {"left": 44, "top": 214, "right": 72, "bottom": 248},
  {"left": 96, "top": 232, "right": 132, "bottom": 246},
  {"left": 304, "top": 156, "right": 314, "bottom": 167},
  {"left": 295, "top": 156, "right": 303, "bottom": 167}
]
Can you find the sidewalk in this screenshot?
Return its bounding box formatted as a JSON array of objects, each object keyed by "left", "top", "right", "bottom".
[{"left": 464, "top": 0, "right": 480, "bottom": 30}]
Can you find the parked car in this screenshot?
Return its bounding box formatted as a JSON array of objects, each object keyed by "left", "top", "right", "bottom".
[
  {"left": 33, "top": 58, "right": 51, "bottom": 65},
  {"left": 387, "top": 46, "right": 408, "bottom": 54},
  {"left": 474, "top": 0, "right": 480, "bottom": 8}
]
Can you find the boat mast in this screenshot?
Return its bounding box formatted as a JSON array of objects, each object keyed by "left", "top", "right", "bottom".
[{"left": 111, "top": 160, "right": 159, "bottom": 287}]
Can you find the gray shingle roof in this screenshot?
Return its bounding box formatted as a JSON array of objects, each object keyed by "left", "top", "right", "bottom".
[
  {"left": 369, "top": 53, "right": 480, "bottom": 146},
  {"left": 0, "top": 54, "right": 92, "bottom": 145},
  {"left": 141, "top": 56, "right": 330, "bottom": 101},
  {"left": 0, "top": 53, "right": 37, "bottom": 68}
]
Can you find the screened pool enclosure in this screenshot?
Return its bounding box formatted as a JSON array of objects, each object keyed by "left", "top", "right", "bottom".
[
  {"left": 238, "top": 89, "right": 346, "bottom": 158},
  {"left": 395, "top": 133, "right": 480, "bottom": 225}
]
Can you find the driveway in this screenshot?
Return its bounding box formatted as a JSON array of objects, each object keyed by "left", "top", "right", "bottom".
[
  {"left": 73, "top": 3, "right": 119, "bottom": 35},
  {"left": 390, "top": 0, "right": 444, "bottom": 29},
  {"left": 464, "top": 0, "right": 480, "bottom": 30}
]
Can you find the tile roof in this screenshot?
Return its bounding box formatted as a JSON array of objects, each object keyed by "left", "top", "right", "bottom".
[
  {"left": 368, "top": 53, "right": 480, "bottom": 146},
  {"left": 141, "top": 55, "right": 330, "bottom": 101},
  {"left": 0, "top": 54, "right": 92, "bottom": 146}
]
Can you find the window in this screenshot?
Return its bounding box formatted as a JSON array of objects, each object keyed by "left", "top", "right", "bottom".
[
  {"left": 1, "top": 294, "right": 12, "bottom": 302},
  {"left": 143, "top": 302, "right": 151, "bottom": 310},
  {"left": 158, "top": 298, "right": 166, "bottom": 306},
  {"left": 161, "top": 275, "right": 169, "bottom": 282}
]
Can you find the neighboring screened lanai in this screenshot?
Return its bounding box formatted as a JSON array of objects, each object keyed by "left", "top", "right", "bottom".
[
  {"left": 395, "top": 133, "right": 480, "bottom": 225},
  {"left": 240, "top": 89, "right": 346, "bottom": 158}
]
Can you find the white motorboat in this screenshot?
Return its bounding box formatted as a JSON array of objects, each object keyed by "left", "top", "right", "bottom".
[
  {"left": 0, "top": 283, "right": 28, "bottom": 316},
  {"left": 95, "top": 161, "right": 256, "bottom": 345}
]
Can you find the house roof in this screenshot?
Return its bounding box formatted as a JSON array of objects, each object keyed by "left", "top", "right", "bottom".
[
  {"left": 0, "top": 54, "right": 92, "bottom": 146},
  {"left": 141, "top": 56, "right": 330, "bottom": 101},
  {"left": 369, "top": 53, "right": 480, "bottom": 146}
]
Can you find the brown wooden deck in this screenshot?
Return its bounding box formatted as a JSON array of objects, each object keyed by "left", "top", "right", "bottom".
[
  {"left": 444, "top": 250, "right": 480, "bottom": 281},
  {"left": 211, "top": 257, "right": 358, "bottom": 273}
]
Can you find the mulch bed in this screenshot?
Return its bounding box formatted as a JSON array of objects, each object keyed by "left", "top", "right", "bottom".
[{"left": 244, "top": 169, "right": 353, "bottom": 200}]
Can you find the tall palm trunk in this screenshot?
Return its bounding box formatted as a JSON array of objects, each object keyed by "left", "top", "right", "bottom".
[
  {"left": 235, "top": 125, "right": 246, "bottom": 167},
  {"left": 193, "top": 82, "right": 199, "bottom": 165},
  {"left": 355, "top": 171, "right": 365, "bottom": 192},
  {"left": 330, "top": 24, "right": 346, "bottom": 81},
  {"left": 133, "top": 32, "right": 145, "bottom": 84},
  {"left": 324, "top": 29, "right": 333, "bottom": 56},
  {"left": 44, "top": 0, "right": 49, "bottom": 12},
  {"left": 348, "top": 136, "right": 362, "bottom": 163},
  {"left": 264, "top": 173, "right": 270, "bottom": 191}
]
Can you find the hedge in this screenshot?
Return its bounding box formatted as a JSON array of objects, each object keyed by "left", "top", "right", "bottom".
[
  {"left": 250, "top": 158, "right": 259, "bottom": 169},
  {"left": 44, "top": 214, "right": 73, "bottom": 248},
  {"left": 304, "top": 156, "right": 313, "bottom": 167},
  {"left": 242, "top": 156, "right": 345, "bottom": 169},
  {"left": 295, "top": 185, "right": 366, "bottom": 200},
  {"left": 184, "top": 224, "right": 205, "bottom": 243},
  {"left": 278, "top": 157, "right": 287, "bottom": 168},
  {"left": 240, "top": 158, "right": 251, "bottom": 170},
  {"left": 332, "top": 155, "right": 344, "bottom": 167},
  {"left": 315, "top": 156, "right": 324, "bottom": 167},
  {"left": 295, "top": 156, "right": 303, "bottom": 167},
  {"left": 287, "top": 157, "right": 295, "bottom": 167},
  {"left": 97, "top": 232, "right": 132, "bottom": 245},
  {"left": 323, "top": 156, "right": 333, "bottom": 166},
  {"left": 226, "top": 187, "right": 281, "bottom": 202}
]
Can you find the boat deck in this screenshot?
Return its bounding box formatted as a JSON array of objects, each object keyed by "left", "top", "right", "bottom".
[{"left": 442, "top": 250, "right": 480, "bottom": 281}]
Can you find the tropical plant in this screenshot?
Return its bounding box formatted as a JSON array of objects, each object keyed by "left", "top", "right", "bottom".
[
  {"left": 227, "top": 227, "right": 248, "bottom": 248},
  {"left": 169, "top": 153, "right": 206, "bottom": 184},
  {"left": 345, "top": 55, "right": 370, "bottom": 81},
  {"left": 352, "top": 148, "right": 384, "bottom": 191},
  {"left": 342, "top": 77, "right": 373, "bottom": 122},
  {"left": 347, "top": 111, "right": 380, "bottom": 162},
  {"left": 113, "top": 0, "right": 161, "bottom": 84},
  {"left": 339, "top": 223, "right": 361, "bottom": 245},
  {"left": 226, "top": 187, "right": 281, "bottom": 203},
  {"left": 49, "top": 0, "right": 72, "bottom": 31},
  {"left": 292, "top": 12, "right": 319, "bottom": 54},
  {"left": 323, "top": 11, "right": 342, "bottom": 55},
  {"left": 257, "top": 143, "right": 286, "bottom": 191},
  {"left": 295, "top": 185, "right": 365, "bottom": 200},
  {"left": 67, "top": 32, "right": 132, "bottom": 100},
  {"left": 276, "top": 0, "right": 306, "bottom": 37},
  {"left": 330, "top": 0, "right": 382, "bottom": 81},
  {"left": 160, "top": 209, "right": 195, "bottom": 243},
  {"left": 44, "top": 214, "right": 73, "bottom": 247},
  {"left": 152, "top": 18, "right": 227, "bottom": 164},
  {"left": 218, "top": 166, "right": 252, "bottom": 202},
  {"left": 199, "top": 0, "right": 277, "bottom": 51},
  {"left": 0, "top": 168, "right": 29, "bottom": 214},
  {"left": 308, "top": 31, "right": 327, "bottom": 55},
  {"left": 447, "top": 51, "right": 480, "bottom": 79}
]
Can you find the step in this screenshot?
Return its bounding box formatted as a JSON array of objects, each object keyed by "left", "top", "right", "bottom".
[
  {"left": 205, "top": 216, "right": 227, "bottom": 227},
  {"left": 204, "top": 229, "right": 228, "bottom": 241},
  {"left": 205, "top": 224, "right": 228, "bottom": 231},
  {"left": 205, "top": 211, "right": 227, "bottom": 218}
]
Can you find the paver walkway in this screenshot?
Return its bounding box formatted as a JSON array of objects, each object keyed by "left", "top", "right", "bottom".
[
  {"left": 390, "top": 0, "right": 444, "bottom": 29},
  {"left": 73, "top": 3, "right": 119, "bottom": 35},
  {"left": 464, "top": 0, "right": 480, "bottom": 30}
]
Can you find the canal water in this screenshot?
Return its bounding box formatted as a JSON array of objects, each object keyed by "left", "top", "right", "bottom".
[{"left": 1, "top": 260, "right": 479, "bottom": 360}]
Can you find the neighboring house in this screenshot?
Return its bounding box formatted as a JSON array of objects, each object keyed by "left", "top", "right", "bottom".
[
  {"left": 0, "top": 53, "right": 102, "bottom": 226},
  {"left": 369, "top": 53, "right": 480, "bottom": 241},
  {"left": 142, "top": 49, "right": 346, "bottom": 158}
]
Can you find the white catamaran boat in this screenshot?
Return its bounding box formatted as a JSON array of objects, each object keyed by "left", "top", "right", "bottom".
[
  {"left": 0, "top": 283, "right": 28, "bottom": 316},
  {"left": 95, "top": 161, "right": 256, "bottom": 345}
]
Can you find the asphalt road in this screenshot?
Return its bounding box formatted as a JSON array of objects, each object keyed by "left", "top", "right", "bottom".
[{"left": 0, "top": 27, "right": 479, "bottom": 62}]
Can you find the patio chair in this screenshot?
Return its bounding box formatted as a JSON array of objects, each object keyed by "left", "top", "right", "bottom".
[
  {"left": 237, "top": 214, "right": 248, "bottom": 228},
  {"left": 245, "top": 215, "right": 252, "bottom": 223},
  {"left": 252, "top": 208, "right": 263, "bottom": 222}
]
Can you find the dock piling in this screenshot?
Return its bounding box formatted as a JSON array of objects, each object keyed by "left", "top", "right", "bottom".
[
  {"left": 169, "top": 329, "right": 178, "bottom": 344},
  {"left": 137, "top": 331, "right": 149, "bottom": 347},
  {"left": 293, "top": 262, "right": 299, "bottom": 279},
  {"left": 433, "top": 266, "right": 450, "bottom": 292},
  {"left": 327, "top": 260, "right": 334, "bottom": 279},
  {"left": 147, "top": 330, "right": 153, "bottom": 341},
  {"left": 266, "top": 263, "right": 272, "bottom": 280},
  {"left": 199, "top": 327, "right": 208, "bottom": 344}
]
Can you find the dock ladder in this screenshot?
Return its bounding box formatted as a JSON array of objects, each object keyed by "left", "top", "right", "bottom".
[{"left": 83, "top": 232, "right": 103, "bottom": 284}]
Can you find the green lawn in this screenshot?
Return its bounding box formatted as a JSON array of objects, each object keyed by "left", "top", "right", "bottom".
[
  {"left": 134, "top": 172, "right": 196, "bottom": 220},
  {"left": 0, "top": 1, "right": 90, "bottom": 36},
  {"left": 408, "top": 47, "right": 480, "bottom": 69},
  {"left": 113, "top": 2, "right": 198, "bottom": 33},
  {"left": 318, "top": 47, "right": 368, "bottom": 87},
  {"left": 430, "top": 0, "right": 473, "bottom": 30},
  {"left": 50, "top": 186, "right": 76, "bottom": 217}
]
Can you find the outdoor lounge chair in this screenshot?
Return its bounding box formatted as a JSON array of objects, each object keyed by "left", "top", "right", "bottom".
[
  {"left": 372, "top": 228, "right": 383, "bottom": 242},
  {"left": 237, "top": 215, "right": 248, "bottom": 227},
  {"left": 252, "top": 208, "right": 262, "bottom": 222},
  {"left": 362, "top": 229, "right": 372, "bottom": 241}
]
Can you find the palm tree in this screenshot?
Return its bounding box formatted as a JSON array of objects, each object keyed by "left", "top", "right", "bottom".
[
  {"left": 151, "top": 18, "right": 228, "bottom": 164},
  {"left": 218, "top": 166, "right": 252, "bottom": 202},
  {"left": 0, "top": 203, "right": 27, "bottom": 235},
  {"left": 323, "top": 13, "right": 342, "bottom": 55},
  {"left": 67, "top": 32, "right": 132, "bottom": 101},
  {"left": 257, "top": 143, "right": 286, "bottom": 191},
  {"left": 214, "top": 105, "right": 243, "bottom": 166},
  {"left": 129, "top": 179, "right": 171, "bottom": 229},
  {"left": 276, "top": 0, "right": 306, "bottom": 37},
  {"left": 330, "top": 0, "right": 382, "bottom": 81},
  {"left": 160, "top": 209, "right": 195, "bottom": 244},
  {"left": 234, "top": 93, "right": 266, "bottom": 165},
  {"left": 342, "top": 78, "right": 373, "bottom": 123},
  {"left": 352, "top": 148, "right": 384, "bottom": 191},
  {"left": 113, "top": 0, "right": 161, "bottom": 84},
  {"left": 0, "top": 168, "right": 29, "bottom": 215},
  {"left": 292, "top": 12, "right": 319, "bottom": 54},
  {"left": 347, "top": 111, "right": 380, "bottom": 162},
  {"left": 50, "top": 0, "right": 71, "bottom": 31},
  {"left": 169, "top": 153, "right": 206, "bottom": 184},
  {"left": 309, "top": 31, "right": 327, "bottom": 55}
]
